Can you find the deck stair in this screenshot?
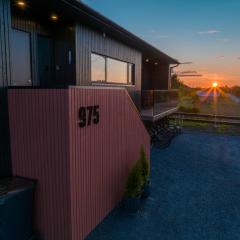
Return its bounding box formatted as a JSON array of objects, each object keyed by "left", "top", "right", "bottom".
[{"left": 147, "top": 119, "right": 181, "bottom": 149}]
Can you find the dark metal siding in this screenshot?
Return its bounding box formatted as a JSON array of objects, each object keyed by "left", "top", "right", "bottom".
[
  {"left": 11, "top": 14, "right": 76, "bottom": 87},
  {"left": 142, "top": 63, "right": 170, "bottom": 90},
  {"left": 152, "top": 65, "right": 170, "bottom": 90},
  {"left": 0, "top": 0, "right": 11, "bottom": 177},
  {"left": 75, "top": 25, "right": 142, "bottom": 105},
  {"left": 8, "top": 88, "right": 150, "bottom": 240},
  {"left": 0, "top": 0, "right": 11, "bottom": 87}
]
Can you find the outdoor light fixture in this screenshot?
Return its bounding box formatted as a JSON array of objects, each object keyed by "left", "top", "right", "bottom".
[
  {"left": 145, "top": 59, "right": 149, "bottom": 63},
  {"left": 17, "top": 1, "right": 26, "bottom": 8},
  {"left": 154, "top": 62, "right": 158, "bottom": 66},
  {"left": 50, "top": 14, "right": 59, "bottom": 21}
]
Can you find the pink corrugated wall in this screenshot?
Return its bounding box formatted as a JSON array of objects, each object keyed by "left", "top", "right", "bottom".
[
  {"left": 8, "top": 89, "right": 72, "bottom": 240},
  {"left": 8, "top": 88, "right": 150, "bottom": 240}
]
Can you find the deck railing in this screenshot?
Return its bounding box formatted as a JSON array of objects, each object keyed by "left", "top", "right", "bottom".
[{"left": 141, "top": 89, "right": 179, "bottom": 118}]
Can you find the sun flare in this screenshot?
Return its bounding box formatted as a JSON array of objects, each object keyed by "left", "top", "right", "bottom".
[{"left": 212, "top": 82, "right": 218, "bottom": 88}]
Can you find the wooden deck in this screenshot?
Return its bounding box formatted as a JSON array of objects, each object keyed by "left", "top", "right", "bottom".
[{"left": 141, "top": 106, "right": 178, "bottom": 122}]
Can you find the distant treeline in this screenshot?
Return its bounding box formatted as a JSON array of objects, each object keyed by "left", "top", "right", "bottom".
[
  {"left": 171, "top": 74, "right": 240, "bottom": 97},
  {"left": 221, "top": 86, "right": 240, "bottom": 97},
  {"left": 171, "top": 74, "right": 190, "bottom": 89}
]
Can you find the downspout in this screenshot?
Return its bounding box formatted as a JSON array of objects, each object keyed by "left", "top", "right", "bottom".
[
  {"left": 170, "top": 64, "right": 180, "bottom": 78},
  {"left": 169, "top": 64, "right": 180, "bottom": 89}
]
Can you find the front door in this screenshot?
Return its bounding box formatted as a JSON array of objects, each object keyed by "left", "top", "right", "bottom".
[
  {"left": 10, "top": 29, "right": 32, "bottom": 86},
  {"left": 37, "top": 35, "right": 54, "bottom": 87}
]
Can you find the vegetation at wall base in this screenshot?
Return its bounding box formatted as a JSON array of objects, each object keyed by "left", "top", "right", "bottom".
[
  {"left": 139, "top": 145, "right": 150, "bottom": 186},
  {"left": 125, "top": 159, "right": 144, "bottom": 198},
  {"left": 124, "top": 146, "right": 150, "bottom": 199}
]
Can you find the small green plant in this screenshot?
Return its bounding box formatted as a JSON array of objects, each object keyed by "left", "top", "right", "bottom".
[
  {"left": 125, "top": 146, "right": 150, "bottom": 198},
  {"left": 125, "top": 160, "right": 143, "bottom": 198},
  {"left": 139, "top": 146, "right": 150, "bottom": 185}
]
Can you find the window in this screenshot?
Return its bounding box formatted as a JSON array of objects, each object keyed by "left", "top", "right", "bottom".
[
  {"left": 91, "top": 53, "right": 135, "bottom": 85},
  {"left": 107, "top": 58, "right": 128, "bottom": 84},
  {"left": 91, "top": 53, "right": 106, "bottom": 82}
]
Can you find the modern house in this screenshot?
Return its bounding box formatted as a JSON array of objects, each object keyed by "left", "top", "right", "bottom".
[{"left": 0, "top": 0, "right": 179, "bottom": 239}]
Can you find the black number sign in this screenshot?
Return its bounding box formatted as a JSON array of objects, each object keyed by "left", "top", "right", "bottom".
[
  {"left": 78, "top": 105, "right": 100, "bottom": 128},
  {"left": 93, "top": 106, "right": 100, "bottom": 124}
]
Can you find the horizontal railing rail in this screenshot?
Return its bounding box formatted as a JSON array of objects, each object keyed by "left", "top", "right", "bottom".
[
  {"left": 176, "top": 112, "right": 240, "bottom": 120},
  {"left": 171, "top": 112, "right": 240, "bottom": 126}
]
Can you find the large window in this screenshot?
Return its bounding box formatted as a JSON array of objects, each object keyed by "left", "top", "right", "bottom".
[
  {"left": 91, "top": 53, "right": 106, "bottom": 82},
  {"left": 107, "top": 58, "right": 128, "bottom": 84},
  {"left": 91, "top": 53, "right": 135, "bottom": 85}
]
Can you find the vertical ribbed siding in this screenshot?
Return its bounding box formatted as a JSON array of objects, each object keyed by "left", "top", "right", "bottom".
[
  {"left": 0, "top": 0, "right": 11, "bottom": 177},
  {"left": 68, "top": 88, "right": 150, "bottom": 239},
  {"left": 75, "top": 25, "right": 142, "bottom": 102},
  {"left": 8, "top": 89, "right": 72, "bottom": 240},
  {"left": 0, "top": 0, "right": 11, "bottom": 87},
  {"left": 8, "top": 88, "right": 150, "bottom": 240}
]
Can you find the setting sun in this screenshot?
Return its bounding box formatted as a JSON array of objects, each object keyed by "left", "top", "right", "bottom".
[{"left": 212, "top": 82, "right": 218, "bottom": 88}]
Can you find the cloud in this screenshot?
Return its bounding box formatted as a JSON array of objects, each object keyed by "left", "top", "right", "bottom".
[
  {"left": 216, "top": 55, "right": 225, "bottom": 59},
  {"left": 198, "top": 30, "right": 221, "bottom": 35}
]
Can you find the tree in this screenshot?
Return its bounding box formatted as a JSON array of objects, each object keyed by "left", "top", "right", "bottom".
[{"left": 171, "top": 74, "right": 189, "bottom": 89}]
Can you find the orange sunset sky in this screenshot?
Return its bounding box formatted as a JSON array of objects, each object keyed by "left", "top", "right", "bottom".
[
  {"left": 177, "top": 60, "right": 240, "bottom": 88},
  {"left": 84, "top": 0, "right": 240, "bottom": 88}
]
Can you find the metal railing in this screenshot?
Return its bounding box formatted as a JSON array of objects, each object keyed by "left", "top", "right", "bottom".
[{"left": 141, "top": 90, "right": 179, "bottom": 116}]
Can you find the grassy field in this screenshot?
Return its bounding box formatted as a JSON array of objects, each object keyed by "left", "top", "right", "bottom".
[
  {"left": 197, "top": 97, "right": 240, "bottom": 117},
  {"left": 179, "top": 120, "right": 240, "bottom": 135},
  {"left": 178, "top": 87, "right": 240, "bottom": 117}
]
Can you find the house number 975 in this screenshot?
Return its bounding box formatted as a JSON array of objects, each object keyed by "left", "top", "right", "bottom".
[{"left": 78, "top": 105, "right": 100, "bottom": 128}]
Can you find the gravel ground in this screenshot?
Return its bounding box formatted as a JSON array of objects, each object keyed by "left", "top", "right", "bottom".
[{"left": 87, "top": 131, "right": 240, "bottom": 240}]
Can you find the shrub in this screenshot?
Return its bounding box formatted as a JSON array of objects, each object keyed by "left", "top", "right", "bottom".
[
  {"left": 125, "top": 160, "right": 143, "bottom": 198},
  {"left": 178, "top": 106, "right": 200, "bottom": 113},
  {"left": 139, "top": 146, "right": 150, "bottom": 185},
  {"left": 125, "top": 146, "right": 150, "bottom": 198},
  {"left": 191, "top": 107, "right": 200, "bottom": 113}
]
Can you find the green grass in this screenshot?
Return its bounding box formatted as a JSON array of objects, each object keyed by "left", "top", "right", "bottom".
[
  {"left": 172, "top": 120, "right": 240, "bottom": 135},
  {"left": 182, "top": 121, "right": 210, "bottom": 128},
  {"left": 178, "top": 90, "right": 200, "bottom": 113},
  {"left": 175, "top": 88, "right": 240, "bottom": 134},
  {"left": 178, "top": 87, "right": 240, "bottom": 117},
  {"left": 197, "top": 97, "right": 240, "bottom": 117},
  {"left": 170, "top": 120, "right": 210, "bottom": 128}
]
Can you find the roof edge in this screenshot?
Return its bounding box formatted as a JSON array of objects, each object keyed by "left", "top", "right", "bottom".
[{"left": 62, "top": 0, "right": 179, "bottom": 64}]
